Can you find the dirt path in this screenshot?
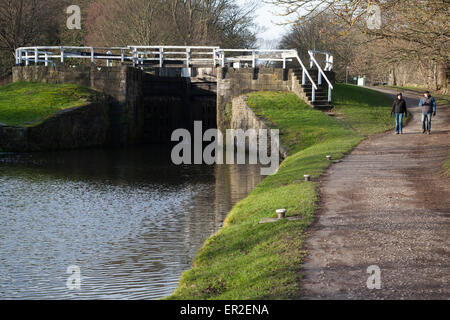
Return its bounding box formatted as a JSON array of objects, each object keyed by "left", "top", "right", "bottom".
[{"left": 299, "top": 87, "right": 450, "bottom": 300}]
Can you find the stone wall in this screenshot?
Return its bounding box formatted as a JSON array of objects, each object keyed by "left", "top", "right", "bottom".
[
  {"left": 0, "top": 100, "right": 111, "bottom": 152},
  {"left": 12, "top": 66, "right": 143, "bottom": 146},
  {"left": 11, "top": 66, "right": 217, "bottom": 147},
  {"left": 217, "top": 67, "right": 292, "bottom": 131},
  {"left": 230, "top": 96, "right": 288, "bottom": 159}
]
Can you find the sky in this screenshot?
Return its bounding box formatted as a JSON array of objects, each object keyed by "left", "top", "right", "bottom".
[
  {"left": 255, "top": 2, "right": 290, "bottom": 40},
  {"left": 238, "top": 0, "right": 291, "bottom": 47}
]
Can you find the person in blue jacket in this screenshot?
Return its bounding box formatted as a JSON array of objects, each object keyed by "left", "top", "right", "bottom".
[{"left": 419, "top": 91, "right": 437, "bottom": 135}]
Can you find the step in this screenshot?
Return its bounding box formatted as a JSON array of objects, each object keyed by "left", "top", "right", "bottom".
[{"left": 305, "top": 91, "right": 328, "bottom": 96}]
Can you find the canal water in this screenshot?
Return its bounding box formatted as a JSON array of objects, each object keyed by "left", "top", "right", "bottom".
[{"left": 0, "top": 146, "right": 263, "bottom": 299}]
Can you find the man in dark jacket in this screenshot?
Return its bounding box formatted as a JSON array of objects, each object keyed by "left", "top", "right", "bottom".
[
  {"left": 419, "top": 91, "right": 437, "bottom": 134},
  {"left": 391, "top": 93, "right": 408, "bottom": 134}
]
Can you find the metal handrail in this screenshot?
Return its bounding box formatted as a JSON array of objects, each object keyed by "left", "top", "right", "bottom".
[
  {"left": 308, "top": 51, "right": 333, "bottom": 89},
  {"left": 285, "top": 51, "right": 318, "bottom": 102},
  {"left": 308, "top": 50, "right": 333, "bottom": 102},
  {"left": 309, "top": 50, "right": 334, "bottom": 71}
]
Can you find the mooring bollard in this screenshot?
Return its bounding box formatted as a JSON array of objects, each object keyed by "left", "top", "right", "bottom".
[
  {"left": 304, "top": 175, "right": 311, "bottom": 182},
  {"left": 276, "top": 209, "right": 287, "bottom": 219},
  {"left": 326, "top": 155, "right": 332, "bottom": 161}
]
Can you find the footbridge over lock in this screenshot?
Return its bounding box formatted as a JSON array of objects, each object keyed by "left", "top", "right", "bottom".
[{"left": 12, "top": 46, "right": 335, "bottom": 145}]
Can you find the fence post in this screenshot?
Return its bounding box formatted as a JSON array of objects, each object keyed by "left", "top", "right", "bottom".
[
  {"left": 61, "top": 47, "right": 65, "bottom": 64},
  {"left": 328, "top": 86, "right": 332, "bottom": 103},
  {"left": 312, "top": 86, "right": 316, "bottom": 103},
  {"left": 90, "top": 47, "right": 94, "bottom": 65},
  {"left": 186, "top": 48, "right": 191, "bottom": 68},
  {"left": 132, "top": 48, "right": 137, "bottom": 67},
  {"left": 45, "top": 52, "right": 49, "bottom": 67},
  {"left": 25, "top": 50, "right": 29, "bottom": 66},
  {"left": 17, "top": 49, "right": 21, "bottom": 65},
  {"left": 159, "top": 47, "right": 164, "bottom": 68},
  {"left": 302, "top": 68, "right": 306, "bottom": 86},
  {"left": 121, "top": 49, "right": 125, "bottom": 65},
  {"left": 107, "top": 51, "right": 112, "bottom": 67},
  {"left": 318, "top": 70, "right": 322, "bottom": 86},
  {"left": 252, "top": 51, "right": 256, "bottom": 68},
  {"left": 34, "top": 48, "right": 38, "bottom": 65}
]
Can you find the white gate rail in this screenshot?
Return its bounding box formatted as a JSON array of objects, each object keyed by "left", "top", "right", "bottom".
[{"left": 128, "top": 46, "right": 220, "bottom": 68}]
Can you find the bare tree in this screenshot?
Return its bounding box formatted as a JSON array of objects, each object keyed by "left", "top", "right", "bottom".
[
  {"left": 0, "top": 0, "right": 64, "bottom": 77},
  {"left": 0, "top": 0, "right": 62, "bottom": 51},
  {"left": 270, "top": 0, "right": 449, "bottom": 90},
  {"left": 85, "top": 0, "right": 256, "bottom": 48}
]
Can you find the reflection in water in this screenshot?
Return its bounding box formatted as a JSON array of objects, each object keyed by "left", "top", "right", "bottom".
[{"left": 0, "top": 146, "right": 263, "bottom": 299}]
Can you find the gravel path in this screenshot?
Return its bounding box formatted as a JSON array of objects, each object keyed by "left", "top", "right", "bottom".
[{"left": 299, "top": 87, "right": 450, "bottom": 300}]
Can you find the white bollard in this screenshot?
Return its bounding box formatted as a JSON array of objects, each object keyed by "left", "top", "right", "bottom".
[{"left": 276, "top": 209, "right": 287, "bottom": 219}]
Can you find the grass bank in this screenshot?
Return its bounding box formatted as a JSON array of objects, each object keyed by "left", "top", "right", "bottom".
[
  {"left": 0, "top": 82, "right": 97, "bottom": 126},
  {"left": 381, "top": 85, "right": 450, "bottom": 106},
  {"left": 444, "top": 154, "right": 450, "bottom": 177},
  {"left": 169, "top": 84, "right": 393, "bottom": 300}
]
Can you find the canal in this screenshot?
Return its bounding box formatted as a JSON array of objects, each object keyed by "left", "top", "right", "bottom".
[{"left": 0, "top": 146, "right": 263, "bottom": 299}]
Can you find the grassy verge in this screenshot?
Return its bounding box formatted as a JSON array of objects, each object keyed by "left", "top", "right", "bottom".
[
  {"left": 169, "top": 84, "right": 393, "bottom": 300},
  {"left": 444, "top": 154, "right": 450, "bottom": 177},
  {"left": 381, "top": 85, "right": 450, "bottom": 106},
  {"left": 0, "top": 82, "right": 97, "bottom": 126}
]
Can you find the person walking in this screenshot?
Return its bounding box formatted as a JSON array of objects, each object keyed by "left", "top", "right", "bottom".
[
  {"left": 391, "top": 93, "right": 408, "bottom": 134},
  {"left": 419, "top": 91, "right": 437, "bottom": 135}
]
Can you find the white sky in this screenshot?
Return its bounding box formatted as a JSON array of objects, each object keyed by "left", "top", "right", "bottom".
[
  {"left": 238, "top": 0, "right": 292, "bottom": 47},
  {"left": 256, "top": 3, "right": 290, "bottom": 40}
]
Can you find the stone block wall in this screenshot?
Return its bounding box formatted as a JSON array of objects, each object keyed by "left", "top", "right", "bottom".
[
  {"left": 0, "top": 101, "right": 111, "bottom": 152},
  {"left": 217, "top": 67, "right": 292, "bottom": 131},
  {"left": 230, "top": 96, "right": 288, "bottom": 159},
  {"left": 12, "top": 66, "right": 143, "bottom": 146}
]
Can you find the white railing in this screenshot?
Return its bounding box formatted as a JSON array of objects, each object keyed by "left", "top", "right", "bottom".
[
  {"left": 309, "top": 50, "right": 333, "bottom": 71},
  {"left": 308, "top": 50, "right": 334, "bottom": 102},
  {"left": 15, "top": 46, "right": 131, "bottom": 66},
  {"left": 290, "top": 51, "right": 319, "bottom": 103},
  {"left": 15, "top": 46, "right": 333, "bottom": 102},
  {"left": 217, "top": 49, "right": 295, "bottom": 69},
  {"left": 217, "top": 49, "right": 320, "bottom": 102},
  {"left": 128, "top": 46, "right": 220, "bottom": 70},
  {"left": 15, "top": 46, "right": 301, "bottom": 69}
]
